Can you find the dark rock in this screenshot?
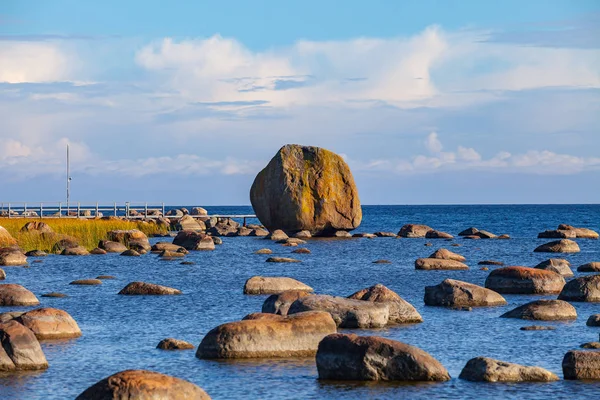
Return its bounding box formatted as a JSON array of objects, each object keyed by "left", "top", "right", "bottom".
[
  {"left": 424, "top": 279, "right": 506, "bottom": 307},
  {"left": 485, "top": 267, "right": 565, "bottom": 294},
  {"left": 558, "top": 274, "right": 600, "bottom": 302}
]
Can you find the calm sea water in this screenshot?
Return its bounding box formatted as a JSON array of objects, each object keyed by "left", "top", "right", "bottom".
[{"left": 1, "top": 205, "right": 599, "bottom": 400}]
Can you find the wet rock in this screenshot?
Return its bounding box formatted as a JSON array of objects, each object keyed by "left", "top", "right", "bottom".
[
  {"left": 558, "top": 274, "right": 600, "bottom": 302},
  {"left": 500, "top": 300, "right": 577, "bottom": 321},
  {"left": 268, "top": 230, "right": 289, "bottom": 241},
  {"left": 415, "top": 258, "right": 469, "bottom": 270},
  {"left": 211, "top": 237, "right": 223, "bottom": 245},
  {"left": 159, "top": 250, "right": 184, "bottom": 258},
  {"left": 581, "top": 342, "right": 600, "bottom": 349},
  {"left": 333, "top": 230, "right": 352, "bottom": 238},
  {"left": 520, "top": 325, "right": 555, "bottom": 331},
  {"left": 266, "top": 257, "right": 300, "bottom": 263},
  {"left": 250, "top": 144, "right": 362, "bottom": 235},
  {"left": 294, "top": 230, "right": 312, "bottom": 239},
  {"left": 485, "top": 267, "right": 565, "bottom": 294},
  {"left": 120, "top": 249, "right": 140, "bottom": 257},
  {"left": 90, "top": 248, "right": 106, "bottom": 255},
  {"left": 374, "top": 232, "right": 397, "bottom": 238},
  {"left": 96, "top": 275, "right": 115, "bottom": 280},
  {"left": 0, "top": 320, "right": 48, "bottom": 371},
  {"left": 107, "top": 229, "right": 151, "bottom": 251},
  {"left": 2, "top": 307, "right": 81, "bottom": 340},
  {"left": 157, "top": 338, "right": 194, "bottom": 350},
  {"left": 534, "top": 239, "right": 580, "bottom": 253},
  {"left": 534, "top": 258, "right": 573, "bottom": 277},
  {"left": 0, "top": 248, "right": 27, "bottom": 266},
  {"left": 353, "top": 233, "right": 376, "bottom": 238},
  {"left": 75, "top": 369, "right": 211, "bottom": 399},
  {"left": 538, "top": 230, "right": 576, "bottom": 239},
  {"left": 25, "top": 250, "right": 47, "bottom": 257},
  {"left": 424, "top": 279, "right": 506, "bottom": 308},
  {"left": 424, "top": 242, "right": 433, "bottom": 246},
  {"left": 578, "top": 262, "right": 600, "bottom": 272},
  {"left": 348, "top": 284, "right": 422, "bottom": 324},
  {"left": 373, "top": 259, "right": 391, "bottom": 264},
  {"left": 172, "top": 231, "right": 215, "bottom": 251},
  {"left": 41, "top": 292, "right": 67, "bottom": 298},
  {"left": 292, "top": 248, "right": 311, "bottom": 254},
  {"left": 563, "top": 350, "right": 600, "bottom": 380},
  {"left": 243, "top": 276, "right": 313, "bottom": 295},
  {"left": 98, "top": 240, "right": 127, "bottom": 253},
  {"left": 425, "top": 230, "right": 454, "bottom": 239},
  {"left": 118, "top": 282, "right": 181, "bottom": 295},
  {"left": 61, "top": 246, "right": 89, "bottom": 256},
  {"left": 398, "top": 224, "right": 432, "bottom": 238},
  {"left": 0, "top": 226, "right": 17, "bottom": 247},
  {"left": 254, "top": 248, "right": 273, "bottom": 255},
  {"left": 288, "top": 294, "right": 389, "bottom": 328},
  {"left": 498, "top": 234, "right": 510, "bottom": 239},
  {"left": 70, "top": 278, "right": 102, "bottom": 286},
  {"left": 262, "top": 290, "right": 312, "bottom": 315},
  {"left": 475, "top": 230, "right": 497, "bottom": 239},
  {"left": 478, "top": 260, "right": 504, "bottom": 266},
  {"left": 250, "top": 228, "right": 269, "bottom": 237},
  {"left": 429, "top": 248, "right": 466, "bottom": 262},
  {"left": 459, "top": 357, "right": 558, "bottom": 382},
  {"left": 316, "top": 333, "right": 450, "bottom": 381},
  {"left": 586, "top": 314, "right": 600, "bottom": 326},
  {"left": 151, "top": 242, "right": 188, "bottom": 253},
  {"left": 197, "top": 311, "right": 337, "bottom": 359},
  {"left": 0, "top": 284, "right": 39, "bottom": 306}
]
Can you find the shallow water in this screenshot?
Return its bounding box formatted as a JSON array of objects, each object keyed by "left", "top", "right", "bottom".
[{"left": 1, "top": 204, "right": 599, "bottom": 400}]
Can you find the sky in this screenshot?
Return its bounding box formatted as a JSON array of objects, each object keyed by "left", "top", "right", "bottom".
[{"left": 0, "top": 0, "right": 599, "bottom": 205}]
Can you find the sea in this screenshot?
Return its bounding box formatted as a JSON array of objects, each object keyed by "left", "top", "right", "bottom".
[{"left": 1, "top": 204, "right": 599, "bottom": 399}]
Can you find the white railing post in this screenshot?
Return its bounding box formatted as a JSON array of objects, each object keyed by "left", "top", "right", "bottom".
[
  {"left": 145, "top": 203, "right": 148, "bottom": 218},
  {"left": 96, "top": 202, "right": 99, "bottom": 217},
  {"left": 77, "top": 202, "right": 81, "bottom": 218},
  {"left": 40, "top": 203, "right": 43, "bottom": 218},
  {"left": 7, "top": 203, "right": 10, "bottom": 218},
  {"left": 59, "top": 203, "right": 62, "bottom": 218}
]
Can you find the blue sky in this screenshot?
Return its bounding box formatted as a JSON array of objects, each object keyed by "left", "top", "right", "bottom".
[{"left": 0, "top": 1, "right": 599, "bottom": 204}]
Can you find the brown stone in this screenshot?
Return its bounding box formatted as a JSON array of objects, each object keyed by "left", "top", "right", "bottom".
[
  {"left": 478, "top": 260, "right": 504, "bottom": 266},
  {"left": 534, "top": 239, "right": 580, "bottom": 253},
  {"left": 75, "top": 369, "right": 210, "bottom": 399},
  {"left": 292, "top": 248, "right": 311, "bottom": 254},
  {"left": 262, "top": 290, "right": 312, "bottom": 315},
  {"left": 5, "top": 307, "right": 81, "bottom": 339},
  {"left": 316, "top": 333, "right": 450, "bottom": 381},
  {"left": 534, "top": 258, "right": 573, "bottom": 277},
  {"left": 250, "top": 145, "right": 362, "bottom": 235},
  {"left": 485, "top": 267, "right": 565, "bottom": 294},
  {"left": 415, "top": 258, "right": 469, "bottom": 270},
  {"left": 578, "top": 262, "right": 600, "bottom": 272},
  {"left": 120, "top": 249, "right": 140, "bottom": 257},
  {"left": 0, "top": 226, "right": 17, "bottom": 247},
  {"left": 0, "top": 284, "right": 39, "bottom": 306},
  {"left": 429, "top": 248, "right": 466, "bottom": 262},
  {"left": 0, "top": 248, "right": 27, "bottom": 266},
  {"left": 425, "top": 279, "right": 506, "bottom": 307},
  {"left": 397, "top": 224, "right": 432, "bottom": 238},
  {"left": 244, "top": 276, "right": 313, "bottom": 295},
  {"left": 475, "top": 230, "right": 497, "bottom": 239},
  {"left": 70, "top": 279, "right": 102, "bottom": 285},
  {"left": 374, "top": 232, "right": 397, "bottom": 237},
  {"left": 98, "top": 240, "right": 127, "bottom": 253},
  {"left": 41, "top": 292, "right": 67, "bottom": 298},
  {"left": 500, "top": 300, "right": 577, "bottom": 321},
  {"left": 348, "top": 284, "right": 422, "bottom": 324},
  {"left": 151, "top": 242, "right": 188, "bottom": 253},
  {"left": 458, "top": 227, "right": 479, "bottom": 236},
  {"left": 90, "top": 248, "right": 107, "bottom": 255},
  {"left": 157, "top": 338, "right": 194, "bottom": 350},
  {"left": 61, "top": 246, "right": 89, "bottom": 256},
  {"left": 254, "top": 248, "right": 273, "bottom": 255},
  {"left": 581, "top": 342, "right": 600, "bottom": 349},
  {"left": 0, "top": 320, "right": 48, "bottom": 371},
  {"left": 563, "top": 351, "right": 600, "bottom": 380},
  {"left": 266, "top": 257, "right": 300, "bottom": 263},
  {"left": 538, "top": 230, "right": 576, "bottom": 239},
  {"left": 20, "top": 221, "right": 53, "bottom": 233},
  {"left": 425, "top": 230, "right": 454, "bottom": 239},
  {"left": 520, "top": 325, "right": 555, "bottom": 331},
  {"left": 172, "top": 231, "right": 214, "bottom": 251},
  {"left": 558, "top": 274, "right": 600, "bottom": 302},
  {"left": 118, "top": 282, "right": 181, "bottom": 295},
  {"left": 459, "top": 357, "right": 558, "bottom": 382},
  {"left": 106, "top": 229, "right": 150, "bottom": 251}
]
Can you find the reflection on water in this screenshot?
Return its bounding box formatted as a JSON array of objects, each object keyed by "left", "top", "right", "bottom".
[{"left": 0, "top": 205, "right": 599, "bottom": 399}]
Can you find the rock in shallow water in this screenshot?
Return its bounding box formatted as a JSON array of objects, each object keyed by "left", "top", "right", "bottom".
[
  {"left": 578, "top": 262, "right": 600, "bottom": 272},
  {"left": 558, "top": 274, "right": 600, "bottom": 302},
  {"left": 0, "top": 320, "right": 48, "bottom": 371},
  {"left": 250, "top": 144, "right": 362, "bottom": 235},
  {"left": 157, "top": 338, "right": 194, "bottom": 350},
  {"left": 397, "top": 224, "right": 432, "bottom": 238},
  {"left": 0, "top": 283, "right": 39, "bottom": 306},
  {"left": 459, "top": 357, "right": 558, "bottom": 382},
  {"left": 316, "top": 333, "right": 450, "bottom": 381},
  {"left": 587, "top": 314, "right": 600, "bottom": 326},
  {"left": 70, "top": 279, "right": 102, "bottom": 286},
  {"left": 415, "top": 258, "right": 469, "bottom": 270},
  {"left": 520, "top": 325, "right": 555, "bottom": 331},
  {"left": 243, "top": 276, "right": 313, "bottom": 295},
  {"left": 534, "top": 258, "right": 573, "bottom": 277},
  {"left": 266, "top": 257, "right": 300, "bottom": 263},
  {"left": 262, "top": 290, "right": 312, "bottom": 316},
  {"left": 0, "top": 248, "right": 27, "bottom": 266},
  {"left": 485, "top": 267, "right": 565, "bottom": 294},
  {"left": 347, "top": 284, "right": 422, "bottom": 324},
  {"left": 2, "top": 307, "right": 81, "bottom": 340},
  {"left": 500, "top": 300, "right": 577, "bottom": 321},
  {"left": 424, "top": 279, "right": 506, "bottom": 308},
  {"left": 429, "top": 248, "right": 465, "bottom": 262},
  {"left": 534, "top": 239, "right": 580, "bottom": 253},
  {"left": 563, "top": 350, "right": 600, "bottom": 380},
  {"left": 75, "top": 369, "right": 211, "bottom": 399},
  {"left": 197, "top": 311, "right": 336, "bottom": 359},
  {"left": 118, "top": 282, "right": 181, "bottom": 295}
]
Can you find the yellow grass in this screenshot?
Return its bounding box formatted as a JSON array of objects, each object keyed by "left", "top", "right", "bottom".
[{"left": 0, "top": 218, "right": 168, "bottom": 252}]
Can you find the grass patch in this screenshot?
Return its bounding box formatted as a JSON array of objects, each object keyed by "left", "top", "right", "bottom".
[{"left": 0, "top": 218, "right": 168, "bottom": 252}]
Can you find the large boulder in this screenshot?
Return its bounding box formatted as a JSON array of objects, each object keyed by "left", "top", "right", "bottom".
[
  {"left": 534, "top": 239, "right": 580, "bottom": 253},
  {"left": 262, "top": 290, "right": 312, "bottom": 316},
  {"left": 500, "top": 300, "right": 577, "bottom": 320},
  {"left": 485, "top": 267, "right": 565, "bottom": 294},
  {"left": 243, "top": 276, "right": 313, "bottom": 295},
  {"left": 0, "top": 320, "right": 48, "bottom": 371},
  {"left": 20, "top": 221, "right": 53, "bottom": 233},
  {"left": 563, "top": 351, "right": 600, "bottom": 380},
  {"left": 288, "top": 294, "right": 389, "bottom": 328},
  {"left": 250, "top": 144, "right": 362, "bottom": 235},
  {"left": 415, "top": 258, "right": 469, "bottom": 270},
  {"left": 548, "top": 224, "right": 599, "bottom": 239},
  {"left": 75, "top": 369, "right": 211, "bottom": 399},
  {"left": 176, "top": 215, "right": 206, "bottom": 231},
  {"left": 0, "top": 284, "right": 39, "bottom": 306},
  {"left": 0, "top": 247, "right": 27, "bottom": 266},
  {"left": 118, "top": 282, "right": 181, "bottom": 295},
  {"left": 428, "top": 248, "right": 466, "bottom": 262},
  {"left": 197, "top": 311, "right": 336, "bottom": 359},
  {"left": 172, "top": 231, "right": 214, "bottom": 251},
  {"left": 534, "top": 258, "right": 573, "bottom": 277},
  {"left": 316, "top": 333, "right": 450, "bottom": 381},
  {"left": 106, "top": 229, "right": 151, "bottom": 251},
  {"left": 459, "top": 357, "right": 558, "bottom": 382},
  {"left": 578, "top": 262, "right": 600, "bottom": 272},
  {"left": 398, "top": 224, "right": 432, "bottom": 238},
  {"left": 0, "top": 226, "right": 16, "bottom": 247},
  {"left": 424, "top": 279, "right": 506, "bottom": 307},
  {"left": 267, "top": 229, "right": 289, "bottom": 241},
  {"left": 2, "top": 308, "right": 81, "bottom": 339},
  {"left": 347, "top": 284, "right": 422, "bottom": 324},
  {"left": 558, "top": 274, "right": 600, "bottom": 302},
  {"left": 98, "top": 240, "right": 127, "bottom": 253}
]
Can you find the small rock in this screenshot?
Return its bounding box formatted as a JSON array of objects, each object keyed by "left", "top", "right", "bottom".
[
  {"left": 267, "top": 230, "right": 289, "bottom": 242},
  {"left": 459, "top": 227, "right": 479, "bottom": 236},
  {"left": 25, "top": 250, "right": 47, "bottom": 257},
  {"left": 534, "top": 239, "right": 580, "bottom": 253},
  {"left": 282, "top": 242, "right": 298, "bottom": 247},
  {"left": 118, "top": 282, "right": 181, "bottom": 295},
  {"left": 243, "top": 276, "right": 313, "bottom": 295},
  {"left": 415, "top": 258, "right": 469, "bottom": 270},
  {"left": 266, "top": 257, "right": 300, "bottom": 263},
  {"left": 581, "top": 342, "right": 600, "bottom": 349},
  {"left": 96, "top": 275, "right": 116, "bottom": 280},
  {"left": 180, "top": 261, "right": 195, "bottom": 265},
  {"left": 398, "top": 224, "right": 433, "bottom": 238},
  {"left": 41, "top": 292, "right": 68, "bottom": 298},
  {"left": 158, "top": 250, "right": 184, "bottom": 258},
  {"left": 90, "top": 248, "right": 107, "bottom": 255},
  {"left": 292, "top": 248, "right": 311, "bottom": 254},
  {"left": 374, "top": 232, "right": 397, "bottom": 238},
  {"left": 578, "top": 262, "right": 600, "bottom": 272},
  {"left": 372, "top": 259, "right": 391, "bottom": 264},
  {"left": 70, "top": 279, "right": 102, "bottom": 285},
  {"left": 424, "top": 242, "right": 433, "bottom": 247},
  {"left": 586, "top": 314, "right": 600, "bottom": 326},
  {"left": 120, "top": 249, "right": 140, "bottom": 257},
  {"left": 98, "top": 240, "right": 128, "bottom": 253},
  {"left": 478, "top": 260, "right": 504, "bottom": 266},
  {"left": 500, "top": 300, "right": 577, "bottom": 321},
  {"left": 333, "top": 230, "right": 352, "bottom": 238},
  {"left": 425, "top": 230, "right": 454, "bottom": 239},
  {"left": 0, "top": 248, "right": 27, "bottom": 266},
  {"left": 459, "top": 357, "right": 558, "bottom": 382},
  {"left": 294, "top": 230, "right": 312, "bottom": 239},
  {"left": 429, "top": 248, "right": 466, "bottom": 262},
  {"left": 520, "top": 325, "right": 555, "bottom": 331},
  {"left": 255, "top": 248, "right": 273, "bottom": 255},
  {"left": 157, "top": 338, "right": 195, "bottom": 350}
]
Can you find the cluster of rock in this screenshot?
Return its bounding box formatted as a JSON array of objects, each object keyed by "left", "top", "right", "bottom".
[
  {"left": 415, "top": 248, "right": 469, "bottom": 270},
  {"left": 538, "top": 224, "right": 599, "bottom": 239}
]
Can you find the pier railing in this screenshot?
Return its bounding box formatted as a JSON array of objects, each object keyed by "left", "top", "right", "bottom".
[{"left": 0, "top": 202, "right": 257, "bottom": 225}]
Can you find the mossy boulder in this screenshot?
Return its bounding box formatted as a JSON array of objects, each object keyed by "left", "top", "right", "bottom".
[{"left": 250, "top": 144, "right": 362, "bottom": 235}]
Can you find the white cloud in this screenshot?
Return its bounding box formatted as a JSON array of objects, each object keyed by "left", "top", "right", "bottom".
[
  {"left": 425, "top": 132, "right": 443, "bottom": 153},
  {"left": 0, "top": 42, "right": 77, "bottom": 83}
]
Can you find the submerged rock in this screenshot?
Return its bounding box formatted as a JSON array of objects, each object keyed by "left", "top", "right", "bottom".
[
  {"left": 262, "top": 290, "right": 312, "bottom": 316},
  {"left": 118, "top": 282, "right": 181, "bottom": 295},
  {"left": 563, "top": 350, "right": 600, "bottom": 380},
  {"left": 0, "top": 284, "right": 39, "bottom": 306},
  {"left": 292, "top": 248, "right": 311, "bottom": 254},
  {"left": 0, "top": 320, "right": 48, "bottom": 371},
  {"left": 41, "top": 292, "right": 67, "bottom": 298},
  {"left": 485, "top": 267, "right": 565, "bottom": 294},
  {"left": 415, "top": 258, "right": 469, "bottom": 270},
  {"left": 288, "top": 294, "right": 389, "bottom": 328},
  {"left": 254, "top": 248, "right": 273, "bottom": 255},
  {"left": 347, "top": 284, "right": 422, "bottom": 324},
  {"left": 520, "top": 325, "right": 555, "bottom": 331},
  {"left": 558, "top": 275, "right": 600, "bottom": 302},
  {"left": 500, "top": 300, "right": 577, "bottom": 321},
  {"left": 70, "top": 279, "right": 102, "bottom": 286},
  {"left": 534, "top": 239, "right": 580, "bottom": 253},
  {"left": 424, "top": 279, "right": 506, "bottom": 308},
  {"left": 459, "top": 357, "right": 558, "bottom": 382},
  {"left": 243, "top": 276, "right": 313, "bottom": 295},
  {"left": 478, "top": 260, "right": 504, "bottom": 266},
  {"left": 266, "top": 257, "right": 300, "bottom": 263},
  {"left": 429, "top": 248, "right": 466, "bottom": 262},
  {"left": 197, "top": 311, "right": 336, "bottom": 359},
  {"left": 250, "top": 144, "right": 362, "bottom": 235},
  {"left": 157, "top": 338, "right": 194, "bottom": 350},
  {"left": 398, "top": 224, "right": 432, "bottom": 238},
  {"left": 75, "top": 370, "right": 211, "bottom": 399},
  {"left": 316, "top": 333, "right": 450, "bottom": 381}
]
